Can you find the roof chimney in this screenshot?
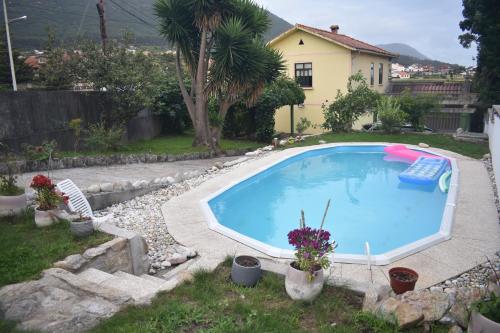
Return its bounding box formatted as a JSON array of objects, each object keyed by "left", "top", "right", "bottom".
[{"left": 330, "top": 24, "right": 339, "bottom": 34}]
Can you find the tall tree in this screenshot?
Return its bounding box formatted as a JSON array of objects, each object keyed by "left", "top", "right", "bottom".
[
  {"left": 154, "top": 0, "right": 284, "bottom": 149},
  {"left": 459, "top": 0, "right": 500, "bottom": 104}
]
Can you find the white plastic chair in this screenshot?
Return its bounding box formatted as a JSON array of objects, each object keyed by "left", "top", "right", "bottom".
[{"left": 56, "top": 179, "right": 112, "bottom": 228}]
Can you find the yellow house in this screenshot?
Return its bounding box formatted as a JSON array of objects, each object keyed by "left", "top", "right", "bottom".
[{"left": 269, "top": 24, "right": 396, "bottom": 134}]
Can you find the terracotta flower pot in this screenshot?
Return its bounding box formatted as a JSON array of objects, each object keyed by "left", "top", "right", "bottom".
[
  {"left": 0, "top": 192, "right": 27, "bottom": 217},
  {"left": 389, "top": 267, "right": 418, "bottom": 295},
  {"left": 285, "top": 262, "right": 324, "bottom": 302},
  {"left": 231, "top": 255, "right": 262, "bottom": 287},
  {"left": 34, "top": 208, "right": 59, "bottom": 227},
  {"left": 469, "top": 311, "right": 500, "bottom": 333}
]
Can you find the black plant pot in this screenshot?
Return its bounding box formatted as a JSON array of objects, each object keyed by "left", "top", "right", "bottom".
[{"left": 231, "top": 255, "right": 262, "bottom": 287}]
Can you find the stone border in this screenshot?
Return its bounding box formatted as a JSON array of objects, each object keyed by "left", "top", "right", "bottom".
[{"left": 2, "top": 148, "right": 252, "bottom": 174}]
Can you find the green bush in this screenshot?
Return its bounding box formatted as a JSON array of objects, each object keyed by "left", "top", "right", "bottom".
[
  {"left": 22, "top": 140, "right": 58, "bottom": 161},
  {"left": 397, "top": 89, "right": 440, "bottom": 131},
  {"left": 376, "top": 96, "right": 407, "bottom": 134},
  {"left": 473, "top": 293, "right": 500, "bottom": 323},
  {"left": 153, "top": 77, "right": 192, "bottom": 134},
  {"left": 323, "top": 72, "right": 380, "bottom": 132},
  {"left": 84, "top": 122, "right": 124, "bottom": 152}
]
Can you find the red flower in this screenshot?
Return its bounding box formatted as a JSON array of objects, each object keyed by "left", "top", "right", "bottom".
[
  {"left": 30, "top": 174, "right": 54, "bottom": 190},
  {"left": 35, "top": 146, "right": 44, "bottom": 153}
]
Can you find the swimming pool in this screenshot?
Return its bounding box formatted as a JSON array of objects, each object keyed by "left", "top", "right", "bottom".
[{"left": 202, "top": 144, "right": 459, "bottom": 265}]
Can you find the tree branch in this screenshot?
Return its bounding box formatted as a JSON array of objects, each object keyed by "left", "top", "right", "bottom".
[{"left": 175, "top": 46, "right": 195, "bottom": 120}]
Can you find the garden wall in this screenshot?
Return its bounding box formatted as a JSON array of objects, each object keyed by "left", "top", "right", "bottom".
[
  {"left": 484, "top": 105, "right": 500, "bottom": 195},
  {"left": 0, "top": 91, "right": 162, "bottom": 152}
]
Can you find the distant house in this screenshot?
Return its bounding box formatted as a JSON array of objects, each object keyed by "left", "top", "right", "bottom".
[
  {"left": 398, "top": 71, "right": 411, "bottom": 79},
  {"left": 268, "top": 24, "right": 395, "bottom": 134}
]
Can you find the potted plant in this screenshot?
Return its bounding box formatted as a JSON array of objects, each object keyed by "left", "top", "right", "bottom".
[
  {"left": 295, "top": 117, "right": 312, "bottom": 140},
  {"left": 231, "top": 255, "right": 262, "bottom": 287},
  {"left": 70, "top": 213, "right": 94, "bottom": 238},
  {"left": 0, "top": 143, "right": 27, "bottom": 217},
  {"left": 30, "top": 174, "right": 68, "bottom": 227},
  {"left": 389, "top": 267, "right": 419, "bottom": 294},
  {"left": 470, "top": 293, "right": 500, "bottom": 333},
  {"left": 285, "top": 200, "right": 337, "bottom": 302}
]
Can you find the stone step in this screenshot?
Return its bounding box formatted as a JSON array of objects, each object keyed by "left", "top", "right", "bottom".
[
  {"left": 78, "top": 268, "right": 160, "bottom": 303},
  {"left": 140, "top": 274, "right": 168, "bottom": 285},
  {"left": 78, "top": 267, "right": 115, "bottom": 284}
]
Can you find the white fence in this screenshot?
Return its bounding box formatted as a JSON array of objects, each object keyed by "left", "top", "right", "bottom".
[{"left": 484, "top": 105, "right": 500, "bottom": 195}]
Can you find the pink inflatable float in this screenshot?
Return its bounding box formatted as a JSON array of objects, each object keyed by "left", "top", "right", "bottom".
[{"left": 383, "top": 144, "right": 437, "bottom": 163}]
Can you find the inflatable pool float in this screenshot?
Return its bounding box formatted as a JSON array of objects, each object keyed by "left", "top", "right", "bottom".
[
  {"left": 439, "top": 169, "right": 452, "bottom": 193},
  {"left": 399, "top": 157, "right": 448, "bottom": 185},
  {"left": 384, "top": 144, "right": 438, "bottom": 163}
]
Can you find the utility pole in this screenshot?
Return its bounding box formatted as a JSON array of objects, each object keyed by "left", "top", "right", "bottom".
[
  {"left": 96, "top": 0, "right": 107, "bottom": 52},
  {"left": 2, "top": 0, "right": 17, "bottom": 91}
]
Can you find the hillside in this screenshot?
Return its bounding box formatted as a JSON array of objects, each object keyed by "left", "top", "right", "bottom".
[
  {"left": 376, "top": 43, "right": 429, "bottom": 60},
  {"left": 1, "top": 0, "right": 292, "bottom": 50}
]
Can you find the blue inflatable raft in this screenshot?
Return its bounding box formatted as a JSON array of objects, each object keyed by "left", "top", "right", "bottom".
[{"left": 399, "top": 157, "right": 448, "bottom": 185}]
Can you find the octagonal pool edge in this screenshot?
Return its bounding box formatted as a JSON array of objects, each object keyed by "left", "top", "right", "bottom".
[{"left": 200, "top": 143, "right": 459, "bottom": 265}]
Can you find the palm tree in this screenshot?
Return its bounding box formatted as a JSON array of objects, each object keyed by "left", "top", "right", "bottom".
[{"left": 154, "top": 0, "right": 284, "bottom": 149}]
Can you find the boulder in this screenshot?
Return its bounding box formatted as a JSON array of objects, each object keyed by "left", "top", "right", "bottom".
[
  {"left": 100, "top": 183, "right": 114, "bottom": 192},
  {"left": 54, "top": 254, "right": 88, "bottom": 272},
  {"left": 166, "top": 176, "right": 176, "bottom": 185},
  {"left": 166, "top": 253, "right": 188, "bottom": 265},
  {"left": 394, "top": 302, "right": 424, "bottom": 329},
  {"left": 418, "top": 143, "right": 430, "bottom": 148},
  {"left": 112, "top": 182, "right": 124, "bottom": 192},
  {"left": 448, "top": 302, "right": 469, "bottom": 328},
  {"left": 448, "top": 325, "right": 464, "bottom": 333},
  {"left": 87, "top": 184, "right": 100, "bottom": 193},
  {"left": 318, "top": 140, "right": 326, "bottom": 144},
  {"left": 401, "top": 290, "right": 451, "bottom": 322},
  {"left": 214, "top": 162, "right": 224, "bottom": 169}
]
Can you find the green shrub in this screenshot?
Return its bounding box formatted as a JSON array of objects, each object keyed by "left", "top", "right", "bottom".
[
  {"left": 396, "top": 89, "right": 440, "bottom": 131},
  {"left": 84, "top": 122, "right": 124, "bottom": 152},
  {"left": 153, "top": 77, "right": 192, "bottom": 134},
  {"left": 376, "top": 96, "right": 407, "bottom": 134},
  {"left": 296, "top": 117, "right": 312, "bottom": 135},
  {"left": 22, "top": 140, "right": 58, "bottom": 161},
  {"left": 473, "top": 293, "right": 500, "bottom": 323},
  {"left": 323, "top": 72, "right": 380, "bottom": 132}
]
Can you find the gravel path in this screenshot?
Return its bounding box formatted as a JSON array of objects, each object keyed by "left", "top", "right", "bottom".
[{"left": 18, "top": 156, "right": 237, "bottom": 191}]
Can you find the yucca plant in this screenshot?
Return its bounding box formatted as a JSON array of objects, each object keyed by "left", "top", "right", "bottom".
[{"left": 154, "top": 0, "right": 284, "bottom": 149}]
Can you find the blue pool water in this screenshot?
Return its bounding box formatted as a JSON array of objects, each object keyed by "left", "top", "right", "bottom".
[{"left": 208, "top": 146, "right": 448, "bottom": 255}]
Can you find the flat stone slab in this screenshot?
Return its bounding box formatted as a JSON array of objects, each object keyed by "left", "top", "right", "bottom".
[{"left": 161, "top": 143, "right": 500, "bottom": 291}]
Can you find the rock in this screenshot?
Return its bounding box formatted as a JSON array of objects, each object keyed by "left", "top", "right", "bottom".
[
  {"left": 430, "top": 286, "right": 443, "bottom": 293},
  {"left": 153, "top": 178, "right": 162, "bottom": 185},
  {"left": 168, "top": 244, "right": 196, "bottom": 258},
  {"left": 245, "top": 150, "right": 261, "bottom": 156},
  {"left": 121, "top": 181, "right": 133, "bottom": 191},
  {"left": 83, "top": 247, "right": 107, "bottom": 259},
  {"left": 439, "top": 314, "right": 456, "bottom": 325},
  {"left": 279, "top": 140, "right": 287, "bottom": 146},
  {"left": 448, "top": 302, "right": 469, "bottom": 328},
  {"left": 176, "top": 271, "right": 194, "bottom": 284},
  {"left": 166, "top": 253, "right": 188, "bottom": 265},
  {"left": 362, "top": 284, "right": 380, "bottom": 312},
  {"left": 132, "top": 181, "right": 143, "bottom": 189},
  {"left": 448, "top": 325, "right": 463, "bottom": 333},
  {"left": 318, "top": 140, "right": 326, "bottom": 144},
  {"left": 401, "top": 290, "right": 451, "bottom": 322},
  {"left": 394, "top": 302, "right": 424, "bottom": 329},
  {"left": 376, "top": 297, "right": 423, "bottom": 328},
  {"left": 223, "top": 157, "right": 248, "bottom": 168},
  {"left": 166, "top": 176, "right": 176, "bottom": 184},
  {"left": 418, "top": 143, "right": 430, "bottom": 148},
  {"left": 160, "top": 260, "right": 171, "bottom": 268},
  {"left": 54, "top": 254, "right": 88, "bottom": 272},
  {"left": 87, "top": 184, "right": 100, "bottom": 193},
  {"left": 100, "top": 183, "right": 114, "bottom": 192},
  {"left": 112, "top": 182, "right": 124, "bottom": 192},
  {"left": 262, "top": 145, "right": 273, "bottom": 151},
  {"left": 214, "top": 162, "right": 223, "bottom": 169}
]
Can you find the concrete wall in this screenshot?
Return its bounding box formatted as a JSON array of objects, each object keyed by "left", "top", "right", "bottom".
[
  {"left": 270, "top": 30, "right": 391, "bottom": 134},
  {"left": 485, "top": 105, "right": 500, "bottom": 196},
  {"left": 0, "top": 91, "right": 163, "bottom": 152}
]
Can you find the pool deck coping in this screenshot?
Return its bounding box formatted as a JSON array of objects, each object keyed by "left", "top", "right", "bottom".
[
  {"left": 199, "top": 142, "right": 459, "bottom": 265},
  {"left": 161, "top": 142, "right": 500, "bottom": 291}
]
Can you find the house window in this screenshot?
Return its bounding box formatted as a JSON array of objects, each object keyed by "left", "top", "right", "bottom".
[
  {"left": 370, "top": 63, "right": 374, "bottom": 86},
  {"left": 378, "top": 63, "right": 383, "bottom": 84},
  {"left": 295, "top": 63, "right": 312, "bottom": 88}
]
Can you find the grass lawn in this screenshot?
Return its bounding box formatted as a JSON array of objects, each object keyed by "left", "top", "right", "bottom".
[
  {"left": 58, "top": 133, "right": 262, "bottom": 158},
  {"left": 91, "top": 259, "right": 447, "bottom": 333},
  {"left": 296, "top": 132, "right": 489, "bottom": 159},
  {"left": 0, "top": 209, "right": 112, "bottom": 288}
]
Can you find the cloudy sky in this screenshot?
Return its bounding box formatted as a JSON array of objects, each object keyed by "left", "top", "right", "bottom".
[{"left": 254, "top": 0, "right": 476, "bottom": 66}]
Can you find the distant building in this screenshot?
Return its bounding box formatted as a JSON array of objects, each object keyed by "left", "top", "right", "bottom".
[
  {"left": 268, "top": 23, "right": 395, "bottom": 134},
  {"left": 397, "top": 71, "right": 411, "bottom": 79}
]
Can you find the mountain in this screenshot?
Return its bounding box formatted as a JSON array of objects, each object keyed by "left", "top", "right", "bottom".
[
  {"left": 1, "top": 0, "right": 292, "bottom": 50},
  {"left": 376, "top": 43, "right": 430, "bottom": 60}
]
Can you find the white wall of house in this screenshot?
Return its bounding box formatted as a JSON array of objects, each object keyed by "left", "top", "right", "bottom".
[{"left": 485, "top": 105, "right": 500, "bottom": 196}]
